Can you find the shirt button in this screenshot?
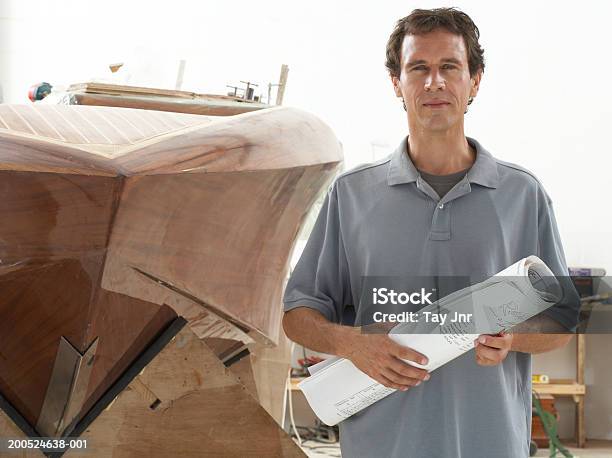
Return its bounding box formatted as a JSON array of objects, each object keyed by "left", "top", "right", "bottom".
[{"left": 438, "top": 203, "right": 444, "bottom": 209}]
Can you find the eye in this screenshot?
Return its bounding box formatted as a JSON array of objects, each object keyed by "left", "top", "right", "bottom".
[
  {"left": 442, "top": 64, "right": 457, "bottom": 70},
  {"left": 412, "top": 65, "right": 427, "bottom": 71}
]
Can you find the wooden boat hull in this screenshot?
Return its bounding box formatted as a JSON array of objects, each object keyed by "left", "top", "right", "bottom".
[{"left": 0, "top": 104, "right": 342, "bottom": 443}]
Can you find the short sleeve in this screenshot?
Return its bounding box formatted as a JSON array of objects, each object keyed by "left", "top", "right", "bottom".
[
  {"left": 537, "top": 190, "right": 580, "bottom": 332},
  {"left": 282, "top": 182, "right": 352, "bottom": 324}
]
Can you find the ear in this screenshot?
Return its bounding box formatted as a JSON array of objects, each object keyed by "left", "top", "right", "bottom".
[
  {"left": 391, "top": 75, "right": 403, "bottom": 97},
  {"left": 470, "top": 69, "right": 483, "bottom": 98}
]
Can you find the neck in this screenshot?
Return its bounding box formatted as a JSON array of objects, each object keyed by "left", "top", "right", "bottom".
[{"left": 407, "top": 126, "right": 475, "bottom": 175}]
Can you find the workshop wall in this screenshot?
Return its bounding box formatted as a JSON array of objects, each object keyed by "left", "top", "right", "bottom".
[
  {"left": 534, "top": 332, "right": 612, "bottom": 441},
  {"left": 5, "top": 0, "right": 604, "bottom": 272}
]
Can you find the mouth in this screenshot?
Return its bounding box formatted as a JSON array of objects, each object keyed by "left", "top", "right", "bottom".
[{"left": 423, "top": 102, "right": 450, "bottom": 108}]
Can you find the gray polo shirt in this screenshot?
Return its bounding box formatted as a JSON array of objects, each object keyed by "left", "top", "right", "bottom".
[{"left": 283, "top": 136, "right": 579, "bottom": 458}]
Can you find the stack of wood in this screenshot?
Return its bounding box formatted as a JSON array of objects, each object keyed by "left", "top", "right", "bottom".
[{"left": 50, "top": 82, "right": 270, "bottom": 116}]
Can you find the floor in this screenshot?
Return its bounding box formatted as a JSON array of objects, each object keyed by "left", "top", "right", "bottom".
[
  {"left": 297, "top": 439, "right": 612, "bottom": 458},
  {"left": 534, "top": 440, "right": 612, "bottom": 458}
]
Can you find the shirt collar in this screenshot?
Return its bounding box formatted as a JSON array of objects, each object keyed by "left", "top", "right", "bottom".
[{"left": 387, "top": 135, "right": 499, "bottom": 189}]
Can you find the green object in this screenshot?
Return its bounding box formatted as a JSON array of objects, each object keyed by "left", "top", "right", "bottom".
[{"left": 532, "top": 392, "right": 573, "bottom": 458}]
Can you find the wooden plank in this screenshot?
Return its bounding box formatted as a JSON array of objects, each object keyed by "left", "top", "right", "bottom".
[
  {"left": 576, "top": 395, "right": 586, "bottom": 448},
  {"left": 532, "top": 383, "right": 586, "bottom": 396},
  {"left": 577, "top": 334, "right": 585, "bottom": 385},
  {"left": 68, "top": 82, "right": 199, "bottom": 99},
  {"left": 276, "top": 64, "right": 289, "bottom": 106},
  {"left": 576, "top": 334, "right": 586, "bottom": 447},
  {"left": 63, "top": 82, "right": 270, "bottom": 117},
  {"left": 68, "top": 82, "right": 267, "bottom": 103},
  {"left": 0, "top": 409, "right": 42, "bottom": 457},
  {"left": 68, "top": 92, "right": 268, "bottom": 116}
]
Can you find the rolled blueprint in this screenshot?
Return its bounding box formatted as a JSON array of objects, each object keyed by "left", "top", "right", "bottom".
[{"left": 298, "top": 256, "right": 562, "bottom": 426}]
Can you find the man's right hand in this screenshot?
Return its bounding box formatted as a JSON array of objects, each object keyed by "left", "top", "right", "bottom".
[
  {"left": 282, "top": 308, "right": 431, "bottom": 391},
  {"left": 340, "top": 330, "right": 431, "bottom": 391}
]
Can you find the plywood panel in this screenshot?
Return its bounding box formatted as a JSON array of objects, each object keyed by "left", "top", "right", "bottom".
[{"left": 68, "top": 327, "right": 304, "bottom": 457}]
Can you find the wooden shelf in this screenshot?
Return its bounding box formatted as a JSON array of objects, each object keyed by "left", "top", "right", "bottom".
[
  {"left": 533, "top": 380, "right": 585, "bottom": 396},
  {"left": 533, "top": 334, "right": 586, "bottom": 448}
]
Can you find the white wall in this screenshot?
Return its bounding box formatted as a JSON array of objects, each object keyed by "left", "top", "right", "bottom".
[
  {"left": 2, "top": 0, "right": 609, "bottom": 272},
  {"left": 2, "top": 0, "right": 611, "bottom": 441}
]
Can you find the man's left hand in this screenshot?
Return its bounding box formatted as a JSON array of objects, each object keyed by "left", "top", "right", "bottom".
[{"left": 474, "top": 333, "right": 513, "bottom": 366}]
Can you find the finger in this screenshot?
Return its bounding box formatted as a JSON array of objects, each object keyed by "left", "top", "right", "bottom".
[
  {"left": 381, "top": 368, "right": 422, "bottom": 389},
  {"left": 476, "top": 353, "right": 495, "bottom": 366},
  {"left": 377, "top": 373, "right": 410, "bottom": 391},
  {"left": 475, "top": 344, "right": 503, "bottom": 362},
  {"left": 476, "top": 334, "right": 511, "bottom": 350},
  {"left": 387, "top": 357, "right": 430, "bottom": 381},
  {"left": 476, "top": 350, "right": 498, "bottom": 365},
  {"left": 388, "top": 341, "right": 429, "bottom": 365}
]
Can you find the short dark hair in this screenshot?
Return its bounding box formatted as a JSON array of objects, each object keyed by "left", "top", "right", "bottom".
[{"left": 385, "top": 7, "right": 485, "bottom": 79}]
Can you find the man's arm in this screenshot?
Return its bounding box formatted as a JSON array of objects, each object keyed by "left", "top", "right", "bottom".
[
  {"left": 510, "top": 333, "right": 573, "bottom": 354},
  {"left": 280, "top": 184, "right": 431, "bottom": 390},
  {"left": 283, "top": 307, "right": 431, "bottom": 390},
  {"left": 509, "top": 315, "right": 573, "bottom": 354}
]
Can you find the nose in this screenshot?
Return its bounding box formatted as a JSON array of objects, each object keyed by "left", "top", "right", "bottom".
[{"left": 424, "top": 68, "right": 446, "bottom": 91}]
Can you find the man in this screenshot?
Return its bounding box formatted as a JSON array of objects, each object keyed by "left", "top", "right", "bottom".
[{"left": 283, "top": 7, "right": 579, "bottom": 458}]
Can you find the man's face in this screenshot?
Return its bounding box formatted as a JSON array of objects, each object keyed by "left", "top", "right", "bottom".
[{"left": 391, "top": 29, "right": 481, "bottom": 132}]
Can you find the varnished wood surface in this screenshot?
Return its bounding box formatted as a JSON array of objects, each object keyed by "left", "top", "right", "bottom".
[
  {"left": 0, "top": 103, "right": 342, "bottom": 434},
  {"left": 0, "top": 104, "right": 207, "bottom": 145},
  {"left": 0, "top": 170, "right": 119, "bottom": 272},
  {"left": 0, "top": 105, "right": 341, "bottom": 176},
  {"left": 102, "top": 164, "right": 336, "bottom": 342},
  {"left": 0, "top": 259, "right": 95, "bottom": 426},
  {"left": 79, "top": 297, "right": 177, "bottom": 419},
  {"left": 0, "top": 105, "right": 209, "bottom": 176},
  {"left": 0, "top": 170, "right": 120, "bottom": 425}
]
